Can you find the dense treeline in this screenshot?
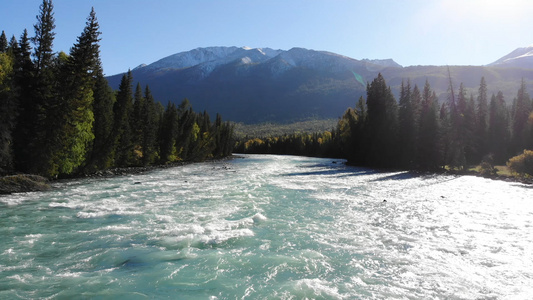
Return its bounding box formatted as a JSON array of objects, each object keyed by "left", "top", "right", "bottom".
[
  {"left": 0, "top": 1, "right": 233, "bottom": 178},
  {"left": 239, "top": 73, "right": 533, "bottom": 175}
]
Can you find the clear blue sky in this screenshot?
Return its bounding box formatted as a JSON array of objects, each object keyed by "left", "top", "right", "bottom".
[{"left": 2, "top": 0, "right": 533, "bottom": 76}]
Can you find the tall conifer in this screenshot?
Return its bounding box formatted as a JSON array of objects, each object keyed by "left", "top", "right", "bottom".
[
  {"left": 475, "top": 77, "right": 488, "bottom": 160},
  {"left": 0, "top": 31, "right": 8, "bottom": 53},
  {"left": 365, "top": 73, "right": 398, "bottom": 167},
  {"left": 511, "top": 79, "right": 532, "bottom": 155},
  {"left": 112, "top": 71, "right": 134, "bottom": 167},
  {"left": 29, "top": 0, "right": 58, "bottom": 176}
]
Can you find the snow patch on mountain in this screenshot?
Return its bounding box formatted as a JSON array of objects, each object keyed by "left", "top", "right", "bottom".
[
  {"left": 146, "top": 46, "right": 281, "bottom": 71},
  {"left": 133, "top": 63, "right": 147, "bottom": 70},
  {"left": 489, "top": 46, "right": 533, "bottom": 68},
  {"left": 128, "top": 46, "right": 403, "bottom": 79}
]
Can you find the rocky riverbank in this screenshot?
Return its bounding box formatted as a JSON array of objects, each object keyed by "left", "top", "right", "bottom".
[
  {"left": 0, "top": 174, "right": 51, "bottom": 195},
  {"left": 0, "top": 156, "right": 243, "bottom": 195}
]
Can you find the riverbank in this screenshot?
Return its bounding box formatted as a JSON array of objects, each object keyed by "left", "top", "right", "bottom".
[
  {"left": 0, "top": 155, "right": 242, "bottom": 195},
  {"left": 0, "top": 174, "right": 51, "bottom": 194}
]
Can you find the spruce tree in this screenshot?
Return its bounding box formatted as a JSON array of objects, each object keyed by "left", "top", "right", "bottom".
[
  {"left": 12, "top": 29, "right": 35, "bottom": 172},
  {"left": 29, "top": 0, "right": 58, "bottom": 176},
  {"left": 418, "top": 80, "right": 441, "bottom": 170},
  {"left": 0, "top": 31, "right": 8, "bottom": 53},
  {"left": 44, "top": 7, "right": 102, "bottom": 176},
  {"left": 475, "top": 77, "right": 489, "bottom": 160},
  {"left": 32, "top": 0, "right": 55, "bottom": 67},
  {"left": 511, "top": 79, "right": 531, "bottom": 155},
  {"left": 488, "top": 92, "right": 510, "bottom": 164},
  {"left": 141, "top": 85, "right": 159, "bottom": 165},
  {"left": 86, "top": 70, "right": 115, "bottom": 171},
  {"left": 131, "top": 83, "right": 145, "bottom": 164},
  {"left": 365, "top": 73, "right": 399, "bottom": 167},
  {"left": 112, "top": 71, "right": 134, "bottom": 167},
  {"left": 158, "top": 102, "right": 179, "bottom": 162},
  {"left": 464, "top": 93, "right": 477, "bottom": 164}
]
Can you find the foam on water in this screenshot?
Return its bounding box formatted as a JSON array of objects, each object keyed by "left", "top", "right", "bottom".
[{"left": 1, "top": 155, "right": 532, "bottom": 299}]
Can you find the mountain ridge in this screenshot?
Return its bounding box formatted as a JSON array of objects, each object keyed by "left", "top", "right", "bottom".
[{"left": 106, "top": 46, "right": 533, "bottom": 124}]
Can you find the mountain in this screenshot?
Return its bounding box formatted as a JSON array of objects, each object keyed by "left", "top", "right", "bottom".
[
  {"left": 106, "top": 46, "right": 533, "bottom": 124},
  {"left": 107, "top": 46, "right": 402, "bottom": 123},
  {"left": 489, "top": 46, "right": 533, "bottom": 69}
]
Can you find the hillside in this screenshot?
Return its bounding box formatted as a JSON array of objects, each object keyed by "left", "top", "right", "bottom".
[{"left": 106, "top": 46, "right": 533, "bottom": 124}]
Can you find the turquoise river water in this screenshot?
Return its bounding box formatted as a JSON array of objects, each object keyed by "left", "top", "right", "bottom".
[{"left": 1, "top": 154, "right": 532, "bottom": 299}]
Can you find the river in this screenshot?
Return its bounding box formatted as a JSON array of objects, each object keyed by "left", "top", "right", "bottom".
[{"left": 1, "top": 154, "right": 532, "bottom": 299}]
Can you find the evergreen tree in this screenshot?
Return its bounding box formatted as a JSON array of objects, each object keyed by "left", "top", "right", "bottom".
[
  {"left": 365, "top": 73, "right": 399, "bottom": 167},
  {"left": 141, "top": 85, "right": 159, "bottom": 165},
  {"left": 0, "top": 31, "right": 7, "bottom": 53},
  {"left": 417, "top": 80, "right": 441, "bottom": 170},
  {"left": 131, "top": 83, "right": 145, "bottom": 164},
  {"left": 464, "top": 93, "right": 477, "bottom": 164},
  {"left": 44, "top": 7, "right": 102, "bottom": 176},
  {"left": 488, "top": 92, "right": 510, "bottom": 164},
  {"left": 158, "top": 102, "right": 179, "bottom": 162},
  {"left": 112, "top": 71, "right": 134, "bottom": 167},
  {"left": 7, "top": 36, "right": 19, "bottom": 53},
  {"left": 175, "top": 99, "right": 195, "bottom": 160},
  {"left": 212, "top": 113, "right": 234, "bottom": 158},
  {"left": 86, "top": 70, "right": 115, "bottom": 171},
  {"left": 511, "top": 79, "right": 532, "bottom": 155},
  {"left": 475, "top": 77, "right": 489, "bottom": 160},
  {"left": 439, "top": 101, "right": 451, "bottom": 169},
  {"left": 0, "top": 51, "right": 17, "bottom": 171},
  {"left": 398, "top": 80, "right": 421, "bottom": 167},
  {"left": 12, "top": 29, "right": 35, "bottom": 172},
  {"left": 28, "top": 0, "right": 58, "bottom": 176},
  {"left": 337, "top": 107, "right": 359, "bottom": 163},
  {"left": 32, "top": 0, "right": 55, "bottom": 72}
]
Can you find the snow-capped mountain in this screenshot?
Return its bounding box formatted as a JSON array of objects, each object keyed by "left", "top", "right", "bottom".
[
  {"left": 133, "top": 46, "right": 401, "bottom": 78},
  {"left": 489, "top": 46, "right": 533, "bottom": 68},
  {"left": 138, "top": 46, "right": 282, "bottom": 74},
  {"left": 107, "top": 46, "right": 533, "bottom": 124}
]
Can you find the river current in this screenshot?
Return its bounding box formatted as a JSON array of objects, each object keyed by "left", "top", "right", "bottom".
[{"left": 1, "top": 154, "right": 532, "bottom": 299}]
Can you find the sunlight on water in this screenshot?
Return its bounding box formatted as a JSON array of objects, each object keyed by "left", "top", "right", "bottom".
[{"left": 1, "top": 154, "right": 532, "bottom": 299}]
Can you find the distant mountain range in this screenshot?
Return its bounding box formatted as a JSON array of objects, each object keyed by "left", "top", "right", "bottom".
[{"left": 106, "top": 46, "right": 533, "bottom": 124}]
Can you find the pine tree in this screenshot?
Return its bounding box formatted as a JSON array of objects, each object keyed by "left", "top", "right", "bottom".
[
  {"left": 112, "top": 71, "right": 134, "bottom": 167},
  {"left": 175, "top": 99, "right": 195, "bottom": 160},
  {"left": 488, "top": 92, "right": 510, "bottom": 164},
  {"left": 158, "top": 102, "right": 179, "bottom": 162},
  {"left": 398, "top": 80, "right": 421, "bottom": 168},
  {"left": 365, "top": 73, "right": 399, "bottom": 167},
  {"left": 28, "top": 0, "right": 58, "bottom": 176},
  {"left": 417, "top": 80, "right": 441, "bottom": 170},
  {"left": 464, "top": 93, "right": 477, "bottom": 164},
  {"left": 131, "top": 83, "right": 145, "bottom": 164},
  {"left": 85, "top": 70, "right": 115, "bottom": 171},
  {"left": 12, "top": 29, "right": 35, "bottom": 172},
  {"left": 0, "top": 31, "right": 7, "bottom": 53},
  {"left": 511, "top": 79, "right": 532, "bottom": 155},
  {"left": 475, "top": 77, "right": 489, "bottom": 160},
  {"left": 141, "top": 85, "right": 159, "bottom": 165},
  {"left": 44, "top": 7, "right": 102, "bottom": 176},
  {"left": 32, "top": 0, "right": 55, "bottom": 72}
]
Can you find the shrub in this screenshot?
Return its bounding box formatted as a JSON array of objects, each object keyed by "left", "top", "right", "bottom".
[
  {"left": 507, "top": 150, "right": 533, "bottom": 177},
  {"left": 479, "top": 154, "right": 497, "bottom": 176}
]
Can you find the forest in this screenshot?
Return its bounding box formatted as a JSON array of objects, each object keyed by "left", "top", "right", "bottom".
[
  {"left": 0, "top": 1, "right": 234, "bottom": 178},
  {"left": 237, "top": 73, "right": 533, "bottom": 177}
]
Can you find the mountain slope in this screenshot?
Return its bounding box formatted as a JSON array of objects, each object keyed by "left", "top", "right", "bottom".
[
  {"left": 489, "top": 46, "right": 533, "bottom": 69},
  {"left": 106, "top": 46, "right": 533, "bottom": 124},
  {"left": 107, "top": 46, "right": 401, "bottom": 123}
]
